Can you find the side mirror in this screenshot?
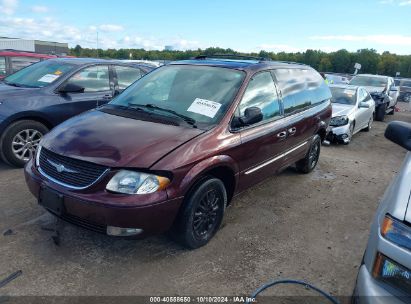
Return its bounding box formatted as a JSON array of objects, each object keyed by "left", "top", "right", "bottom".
[
  {"left": 385, "top": 121, "right": 411, "bottom": 151},
  {"left": 59, "top": 83, "right": 85, "bottom": 94},
  {"left": 240, "top": 107, "right": 263, "bottom": 126},
  {"left": 390, "top": 86, "right": 399, "bottom": 92},
  {"left": 359, "top": 102, "right": 370, "bottom": 109}
]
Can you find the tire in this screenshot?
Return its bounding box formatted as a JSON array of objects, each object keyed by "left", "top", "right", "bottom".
[
  {"left": 172, "top": 177, "right": 227, "bottom": 249},
  {"left": 387, "top": 105, "right": 395, "bottom": 115},
  {"left": 404, "top": 93, "right": 411, "bottom": 103},
  {"left": 296, "top": 135, "right": 321, "bottom": 174},
  {"left": 364, "top": 115, "right": 373, "bottom": 132},
  {"left": 375, "top": 104, "right": 386, "bottom": 121},
  {"left": 1, "top": 120, "right": 48, "bottom": 167}
]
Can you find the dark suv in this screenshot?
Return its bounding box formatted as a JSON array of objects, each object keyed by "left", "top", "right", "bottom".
[
  {"left": 0, "top": 58, "right": 153, "bottom": 167},
  {"left": 25, "top": 56, "right": 332, "bottom": 248}
]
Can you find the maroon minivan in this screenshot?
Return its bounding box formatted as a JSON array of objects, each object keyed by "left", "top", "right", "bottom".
[{"left": 25, "top": 56, "right": 332, "bottom": 248}]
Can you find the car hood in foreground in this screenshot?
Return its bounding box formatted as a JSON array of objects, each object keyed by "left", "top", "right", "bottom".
[
  {"left": 41, "top": 110, "right": 205, "bottom": 168},
  {"left": 331, "top": 103, "right": 354, "bottom": 117},
  {"left": 0, "top": 82, "right": 38, "bottom": 97}
]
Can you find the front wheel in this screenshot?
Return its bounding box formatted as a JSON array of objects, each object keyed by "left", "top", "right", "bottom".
[
  {"left": 172, "top": 177, "right": 227, "bottom": 249},
  {"left": 375, "top": 104, "right": 386, "bottom": 121},
  {"left": 296, "top": 135, "right": 321, "bottom": 174},
  {"left": 364, "top": 115, "right": 373, "bottom": 132},
  {"left": 1, "top": 120, "right": 48, "bottom": 167}
]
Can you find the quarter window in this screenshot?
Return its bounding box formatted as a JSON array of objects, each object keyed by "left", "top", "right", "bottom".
[
  {"left": 66, "top": 65, "right": 110, "bottom": 92},
  {"left": 238, "top": 71, "right": 281, "bottom": 121},
  {"left": 115, "top": 66, "right": 142, "bottom": 90}
]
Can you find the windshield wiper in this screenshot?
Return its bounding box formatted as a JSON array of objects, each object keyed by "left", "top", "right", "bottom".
[
  {"left": 129, "top": 103, "right": 197, "bottom": 127},
  {"left": 4, "top": 81, "right": 22, "bottom": 87}
]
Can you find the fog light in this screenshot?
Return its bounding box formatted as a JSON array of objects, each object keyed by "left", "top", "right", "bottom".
[{"left": 106, "top": 226, "right": 143, "bottom": 236}]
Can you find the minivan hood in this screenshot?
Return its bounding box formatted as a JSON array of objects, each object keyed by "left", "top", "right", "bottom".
[
  {"left": 332, "top": 103, "right": 354, "bottom": 117},
  {"left": 41, "top": 110, "right": 205, "bottom": 168}
]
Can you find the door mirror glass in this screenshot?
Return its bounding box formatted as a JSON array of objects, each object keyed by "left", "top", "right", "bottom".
[
  {"left": 239, "top": 107, "right": 263, "bottom": 126},
  {"left": 359, "top": 101, "right": 370, "bottom": 109},
  {"left": 59, "top": 82, "right": 85, "bottom": 93},
  {"left": 390, "top": 86, "right": 398, "bottom": 92}
]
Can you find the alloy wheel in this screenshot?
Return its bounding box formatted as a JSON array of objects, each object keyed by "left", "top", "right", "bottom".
[
  {"left": 308, "top": 141, "right": 320, "bottom": 169},
  {"left": 11, "top": 129, "right": 43, "bottom": 161},
  {"left": 192, "top": 187, "right": 222, "bottom": 240}
]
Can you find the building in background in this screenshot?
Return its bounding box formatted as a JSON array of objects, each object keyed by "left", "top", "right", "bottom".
[{"left": 0, "top": 37, "right": 69, "bottom": 56}]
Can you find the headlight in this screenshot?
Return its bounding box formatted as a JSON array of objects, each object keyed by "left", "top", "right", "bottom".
[
  {"left": 106, "top": 170, "right": 170, "bottom": 194},
  {"left": 381, "top": 215, "right": 411, "bottom": 251},
  {"left": 330, "top": 115, "right": 349, "bottom": 127},
  {"left": 373, "top": 253, "right": 411, "bottom": 295}
]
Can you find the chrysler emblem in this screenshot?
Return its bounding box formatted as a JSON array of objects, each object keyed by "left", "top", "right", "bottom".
[{"left": 47, "top": 159, "right": 79, "bottom": 174}]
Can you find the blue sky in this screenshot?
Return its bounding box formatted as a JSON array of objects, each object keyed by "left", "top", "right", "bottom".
[{"left": 0, "top": 0, "right": 410, "bottom": 54}]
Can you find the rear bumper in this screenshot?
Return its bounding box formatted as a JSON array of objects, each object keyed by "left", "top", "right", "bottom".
[
  {"left": 24, "top": 159, "right": 183, "bottom": 237},
  {"left": 352, "top": 265, "right": 405, "bottom": 304}
]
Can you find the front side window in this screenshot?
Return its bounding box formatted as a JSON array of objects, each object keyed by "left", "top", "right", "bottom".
[
  {"left": 11, "top": 56, "right": 40, "bottom": 73},
  {"left": 238, "top": 71, "right": 281, "bottom": 121},
  {"left": 110, "top": 65, "right": 245, "bottom": 125},
  {"left": 66, "top": 65, "right": 110, "bottom": 92},
  {"left": 4, "top": 60, "right": 75, "bottom": 88},
  {"left": 0, "top": 57, "right": 6, "bottom": 76},
  {"left": 115, "top": 66, "right": 142, "bottom": 90}
]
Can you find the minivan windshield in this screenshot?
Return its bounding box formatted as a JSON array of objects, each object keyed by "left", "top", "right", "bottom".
[
  {"left": 4, "top": 60, "right": 75, "bottom": 88},
  {"left": 330, "top": 87, "right": 357, "bottom": 105},
  {"left": 110, "top": 65, "right": 245, "bottom": 126},
  {"left": 349, "top": 76, "right": 387, "bottom": 88}
]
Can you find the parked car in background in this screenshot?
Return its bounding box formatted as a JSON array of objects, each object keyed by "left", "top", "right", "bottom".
[
  {"left": 0, "top": 50, "right": 59, "bottom": 80},
  {"left": 25, "top": 56, "right": 332, "bottom": 248},
  {"left": 0, "top": 58, "right": 153, "bottom": 167},
  {"left": 396, "top": 78, "right": 411, "bottom": 103},
  {"left": 322, "top": 72, "right": 352, "bottom": 85},
  {"left": 327, "top": 85, "right": 375, "bottom": 144},
  {"left": 352, "top": 121, "right": 411, "bottom": 304},
  {"left": 349, "top": 74, "right": 398, "bottom": 121}
]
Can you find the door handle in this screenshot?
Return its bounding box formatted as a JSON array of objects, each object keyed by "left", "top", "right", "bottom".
[
  {"left": 288, "top": 127, "right": 297, "bottom": 135},
  {"left": 277, "top": 131, "right": 287, "bottom": 139}
]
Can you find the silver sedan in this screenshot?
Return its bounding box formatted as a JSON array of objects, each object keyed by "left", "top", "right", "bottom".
[
  {"left": 352, "top": 121, "right": 411, "bottom": 303},
  {"left": 327, "top": 85, "right": 375, "bottom": 144}
]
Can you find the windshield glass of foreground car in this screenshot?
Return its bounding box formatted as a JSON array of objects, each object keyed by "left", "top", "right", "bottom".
[
  {"left": 110, "top": 65, "right": 245, "bottom": 126},
  {"left": 349, "top": 76, "right": 387, "bottom": 88},
  {"left": 330, "top": 87, "right": 357, "bottom": 105},
  {"left": 4, "top": 60, "right": 75, "bottom": 88}
]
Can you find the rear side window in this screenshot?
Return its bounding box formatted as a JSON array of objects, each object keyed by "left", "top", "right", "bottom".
[
  {"left": 11, "top": 56, "right": 41, "bottom": 73},
  {"left": 239, "top": 71, "right": 281, "bottom": 121},
  {"left": 273, "top": 68, "right": 331, "bottom": 115},
  {"left": 66, "top": 65, "right": 110, "bottom": 92},
  {"left": 115, "top": 66, "right": 142, "bottom": 90},
  {"left": 0, "top": 57, "right": 6, "bottom": 76}
]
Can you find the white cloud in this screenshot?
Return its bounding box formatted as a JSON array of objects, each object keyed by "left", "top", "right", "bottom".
[
  {"left": 31, "top": 5, "right": 49, "bottom": 13},
  {"left": 0, "top": 0, "right": 18, "bottom": 15},
  {"left": 399, "top": 0, "right": 411, "bottom": 5},
  {"left": 310, "top": 34, "right": 411, "bottom": 46},
  {"left": 380, "top": 0, "right": 411, "bottom": 5},
  {"left": 98, "top": 24, "right": 124, "bottom": 32}
]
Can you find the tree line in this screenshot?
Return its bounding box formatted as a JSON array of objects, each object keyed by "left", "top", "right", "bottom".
[{"left": 70, "top": 45, "right": 411, "bottom": 78}]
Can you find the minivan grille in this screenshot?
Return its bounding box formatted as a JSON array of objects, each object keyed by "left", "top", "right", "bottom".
[{"left": 39, "top": 148, "right": 108, "bottom": 189}]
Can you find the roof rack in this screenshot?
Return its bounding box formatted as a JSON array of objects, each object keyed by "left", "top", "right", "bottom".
[{"left": 193, "top": 54, "right": 272, "bottom": 62}]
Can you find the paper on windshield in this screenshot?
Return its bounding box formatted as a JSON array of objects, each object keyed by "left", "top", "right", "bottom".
[
  {"left": 38, "top": 74, "right": 60, "bottom": 83},
  {"left": 187, "top": 98, "right": 222, "bottom": 118}
]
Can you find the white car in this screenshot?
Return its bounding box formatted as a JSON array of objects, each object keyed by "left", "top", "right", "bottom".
[
  {"left": 349, "top": 74, "right": 398, "bottom": 121},
  {"left": 327, "top": 85, "right": 375, "bottom": 144}
]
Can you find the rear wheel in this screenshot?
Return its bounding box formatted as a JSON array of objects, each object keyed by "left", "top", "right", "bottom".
[
  {"left": 375, "top": 104, "right": 386, "bottom": 121},
  {"left": 296, "top": 135, "right": 321, "bottom": 174},
  {"left": 1, "top": 120, "right": 48, "bottom": 167},
  {"left": 172, "top": 177, "right": 227, "bottom": 249},
  {"left": 404, "top": 93, "right": 411, "bottom": 103}
]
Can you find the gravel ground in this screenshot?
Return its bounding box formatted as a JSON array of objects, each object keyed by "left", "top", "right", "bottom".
[{"left": 1, "top": 103, "right": 410, "bottom": 299}]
